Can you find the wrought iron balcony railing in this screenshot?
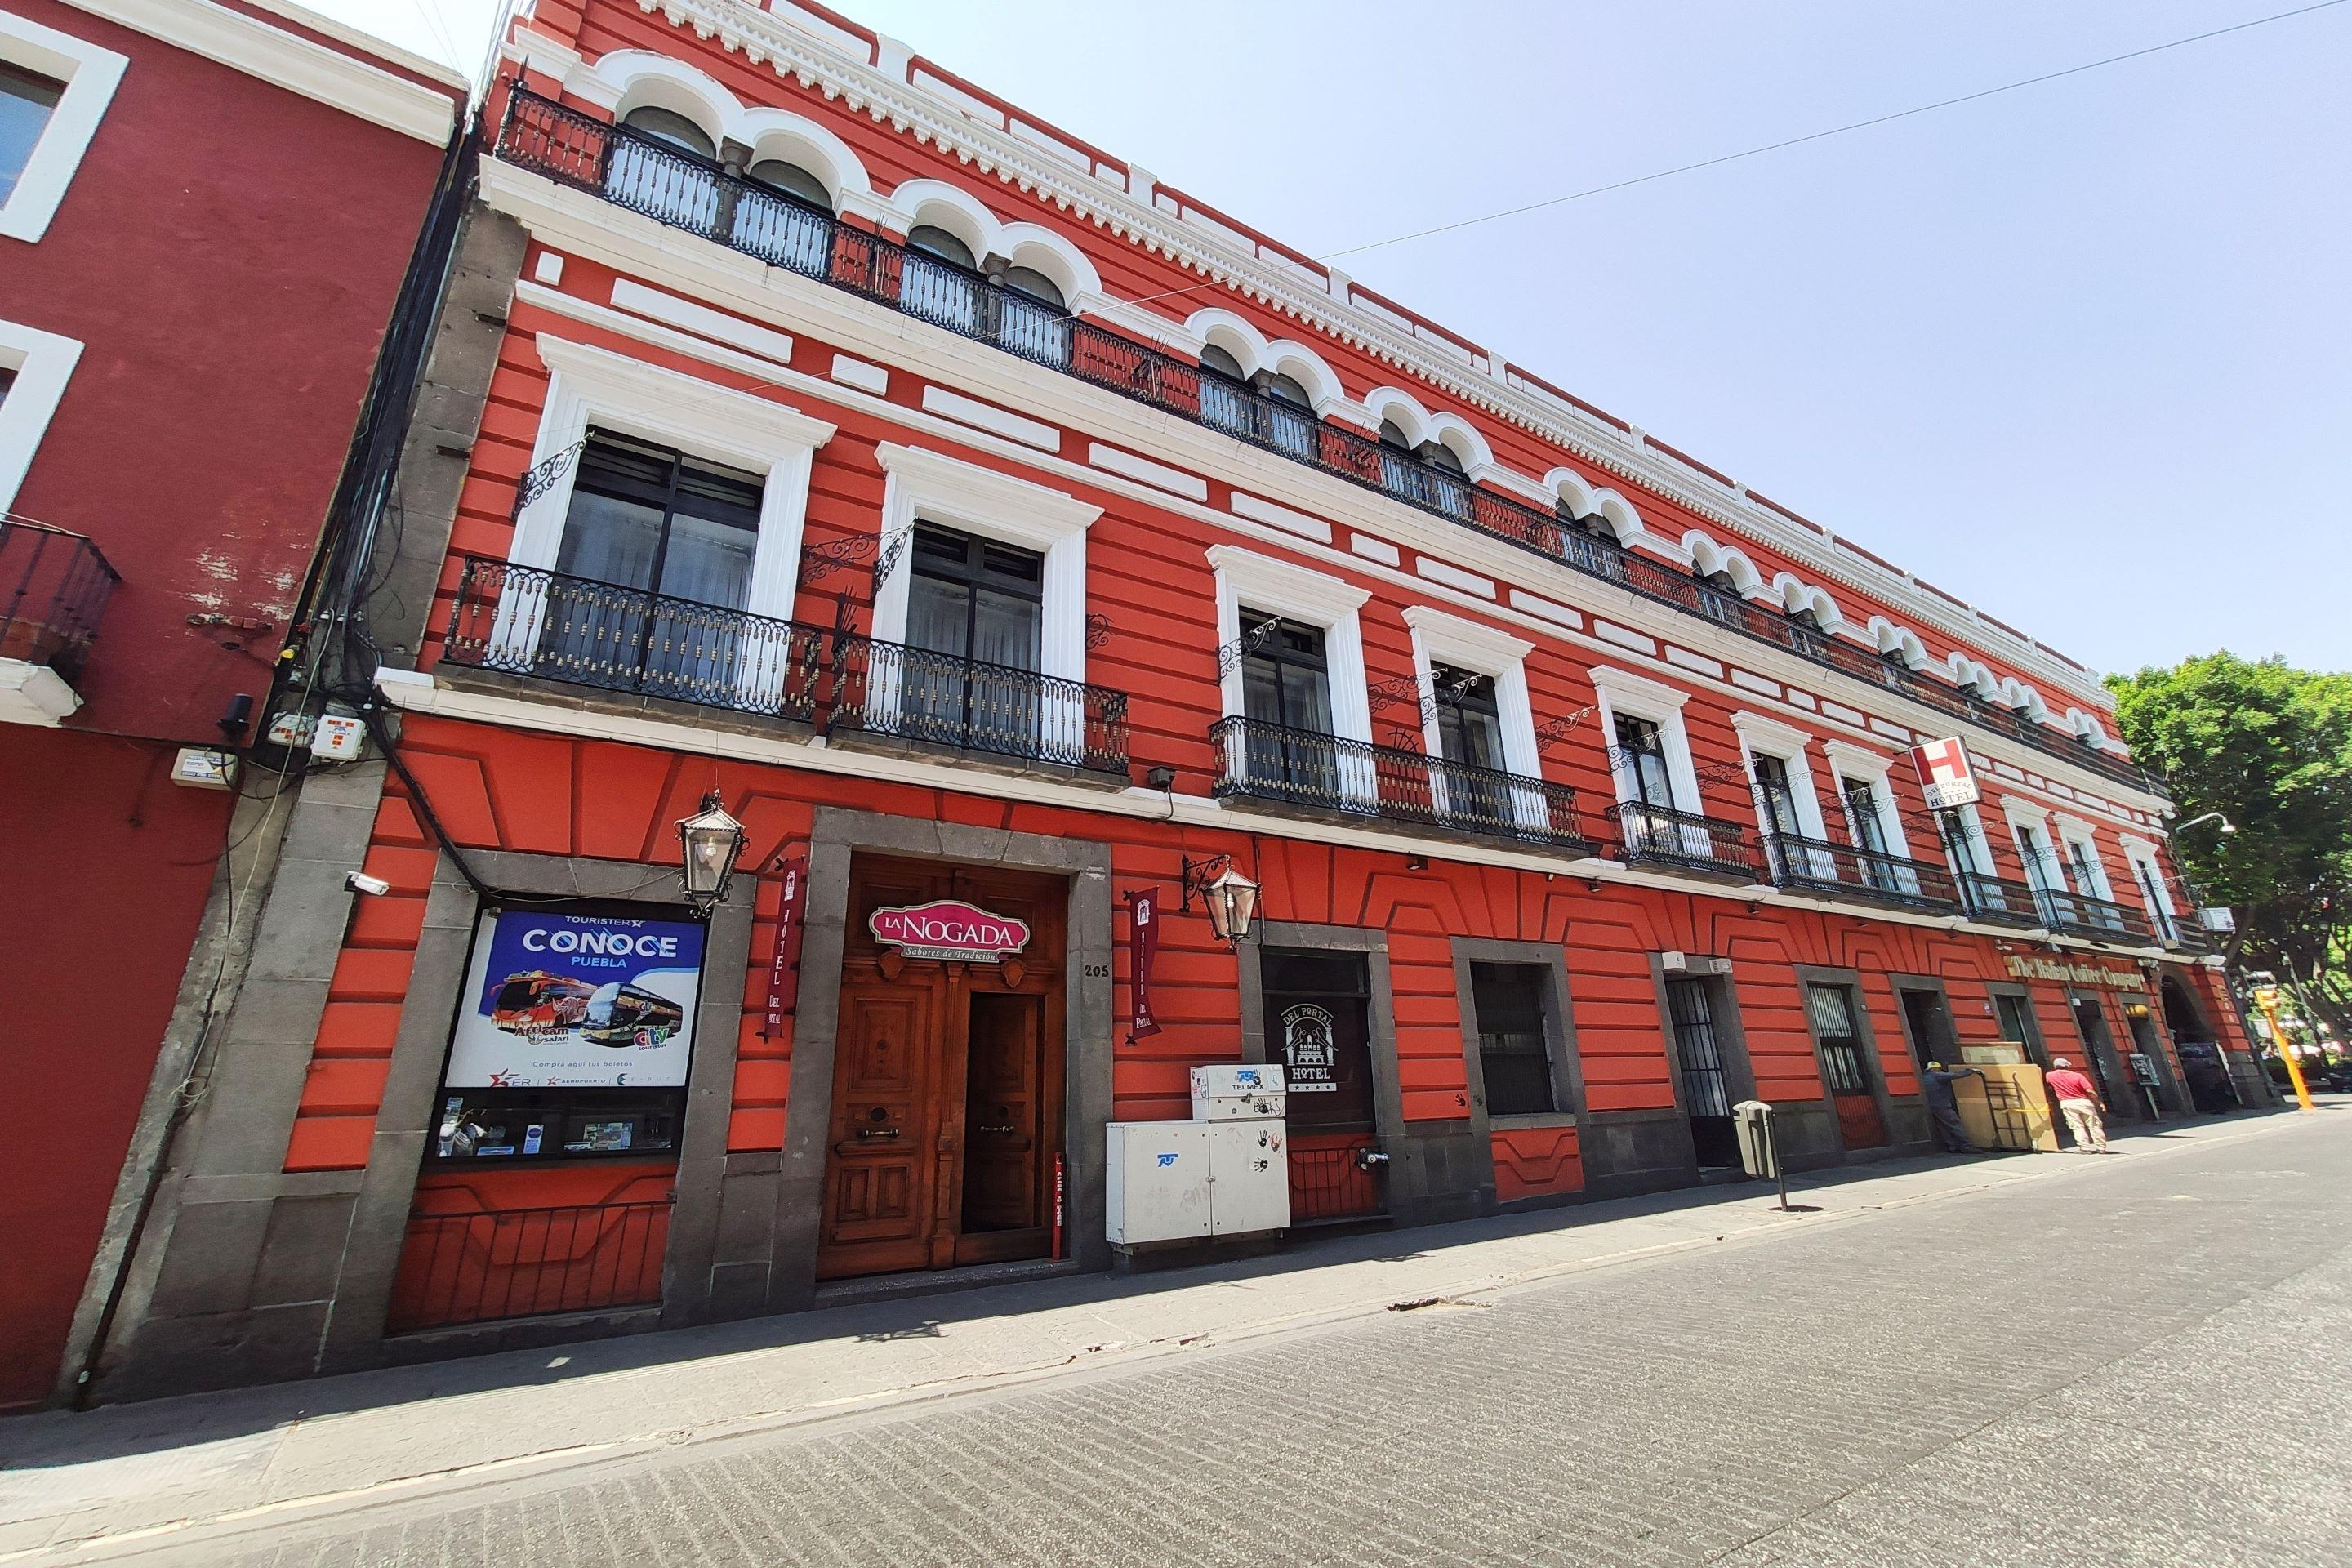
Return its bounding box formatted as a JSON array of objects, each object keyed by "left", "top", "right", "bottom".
[
  {"left": 1604, "top": 800, "right": 1761, "bottom": 879},
  {"left": 2033, "top": 887, "right": 2155, "bottom": 947},
  {"left": 1210, "top": 715, "right": 1594, "bottom": 854},
  {"left": 1758, "top": 831, "right": 1962, "bottom": 914},
  {"left": 441, "top": 556, "right": 828, "bottom": 721},
  {"left": 831, "top": 633, "right": 1129, "bottom": 776},
  {"left": 492, "top": 85, "right": 2167, "bottom": 802},
  {"left": 1953, "top": 871, "right": 2046, "bottom": 929},
  {"left": 441, "top": 557, "right": 1133, "bottom": 777},
  {"left": 0, "top": 518, "right": 118, "bottom": 684}
]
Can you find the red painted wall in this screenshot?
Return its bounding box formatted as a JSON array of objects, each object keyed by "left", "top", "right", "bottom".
[
  {"left": 0, "top": 727, "right": 229, "bottom": 1411},
  {"left": 2, "top": 0, "right": 452, "bottom": 745}
]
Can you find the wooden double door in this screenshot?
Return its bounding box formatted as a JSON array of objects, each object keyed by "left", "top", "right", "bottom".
[{"left": 817, "top": 858, "right": 1066, "bottom": 1281}]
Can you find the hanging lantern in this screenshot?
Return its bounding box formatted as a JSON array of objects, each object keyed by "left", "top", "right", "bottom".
[
  {"left": 676, "top": 790, "right": 747, "bottom": 913},
  {"left": 1182, "top": 855, "right": 1259, "bottom": 946}
]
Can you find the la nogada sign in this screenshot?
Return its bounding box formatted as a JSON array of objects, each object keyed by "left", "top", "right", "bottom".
[{"left": 869, "top": 899, "right": 1031, "bottom": 963}]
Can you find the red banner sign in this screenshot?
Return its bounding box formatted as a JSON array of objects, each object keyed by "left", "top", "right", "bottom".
[
  {"left": 1127, "top": 888, "right": 1162, "bottom": 1040},
  {"left": 869, "top": 898, "right": 1031, "bottom": 963},
  {"left": 761, "top": 854, "right": 808, "bottom": 1036}
]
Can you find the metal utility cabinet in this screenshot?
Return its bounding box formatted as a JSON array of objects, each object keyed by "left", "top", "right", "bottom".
[{"left": 1107, "top": 1067, "right": 1291, "bottom": 1245}]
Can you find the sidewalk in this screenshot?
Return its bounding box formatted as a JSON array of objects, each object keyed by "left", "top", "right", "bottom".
[{"left": 0, "top": 1108, "right": 2307, "bottom": 1560}]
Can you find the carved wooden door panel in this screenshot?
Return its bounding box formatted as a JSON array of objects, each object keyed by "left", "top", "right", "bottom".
[{"left": 817, "top": 981, "right": 942, "bottom": 1279}]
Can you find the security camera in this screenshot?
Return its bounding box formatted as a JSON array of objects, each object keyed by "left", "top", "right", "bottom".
[{"left": 346, "top": 871, "right": 392, "bottom": 898}]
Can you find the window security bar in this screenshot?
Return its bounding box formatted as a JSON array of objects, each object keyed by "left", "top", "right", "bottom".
[{"left": 491, "top": 87, "right": 2168, "bottom": 802}]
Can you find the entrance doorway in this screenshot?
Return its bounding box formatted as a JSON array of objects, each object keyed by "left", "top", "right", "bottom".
[
  {"left": 1895, "top": 985, "right": 1955, "bottom": 1073},
  {"left": 818, "top": 857, "right": 1066, "bottom": 1281},
  {"left": 1259, "top": 947, "right": 1383, "bottom": 1222},
  {"left": 1665, "top": 977, "right": 1738, "bottom": 1169},
  {"left": 2068, "top": 996, "right": 2129, "bottom": 1117}
]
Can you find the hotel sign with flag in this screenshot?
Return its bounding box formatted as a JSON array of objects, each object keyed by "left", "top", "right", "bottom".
[{"left": 1911, "top": 737, "right": 1980, "bottom": 810}]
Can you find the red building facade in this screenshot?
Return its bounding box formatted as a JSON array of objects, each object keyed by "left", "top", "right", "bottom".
[
  {"left": 0, "top": 1, "right": 464, "bottom": 1409},
  {"left": 85, "top": 0, "right": 2258, "bottom": 1399}
]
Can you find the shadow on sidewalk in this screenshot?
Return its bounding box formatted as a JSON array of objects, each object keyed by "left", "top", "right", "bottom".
[{"left": 0, "top": 1104, "right": 2308, "bottom": 1481}]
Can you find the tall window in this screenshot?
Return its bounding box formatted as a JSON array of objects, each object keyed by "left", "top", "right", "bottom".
[
  {"left": 544, "top": 432, "right": 763, "bottom": 694},
  {"left": 1432, "top": 666, "right": 1503, "bottom": 771},
  {"left": 902, "top": 224, "right": 980, "bottom": 331},
  {"left": 2015, "top": 822, "right": 2058, "bottom": 892},
  {"left": 1557, "top": 506, "right": 1624, "bottom": 580},
  {"left": 1806, "top": 984, "right": 1872, "bottom": 1095},
  {"left": 999, "top": 264, "right": 1071, "bottom": 368},
  {"left": 1993, "top": 991, "right": 2038, "bottom": 1051},
  {"left": 1199, "top": 345, "right": 1315, "bottom": 457},
  {"left": 1471, "top": 963, "right": 1559, "bottom": 1117},
  {"left": 1842, "top": 780, "right": 1888, "bottom": 855},
  {"left": 0, "top": 61, "right": 63, "bottom": 206},
  {"left": 1613, "top": 713, "right": 1676, "bottom": 808},
  {"left": 1239, "top": 611, "right": 1336, "bottom": 800},
  {"left": 1695, "top": 569, "right": 1747, "bottom": 628},
  {"left": 902, "top": 523, "right": 1045, "bottom": 752},
  {"left": 1752, "top": 754, "right": 1802, "bottom": 838},
  {"left": 2065, "top": 838, "right": 2105, "bottom": 898}
]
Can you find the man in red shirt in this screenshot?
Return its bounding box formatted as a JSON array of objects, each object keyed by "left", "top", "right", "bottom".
[{"left": 2046, "top": 1058, "right": 2109, "bottom": 1152}]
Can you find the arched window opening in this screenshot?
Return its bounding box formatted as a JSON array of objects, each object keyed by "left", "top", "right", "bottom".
[
  {"left": 1555, "top": 499, "right": 1624, "bottom": 581},
  {"left": 736, "top": 157, "right": 835, "bottom": 277},
  {"left": 610, "top": 106, "right": 723, "bottom": 229},
  {"left": 901, "top": 224, "right": 982, "bottom": 331},
  {"left": 1694, "top": 568, "right": 1748, "bottom": 629},
  {"left": 999, "top": 264, "right": 1072, "bottom": 368},
  {"left": 1267, "top": 372, "right": 1312, "bottom": 409},
  {"left": 1200, "top": 343, "right": 1247, "bottom": 382}
]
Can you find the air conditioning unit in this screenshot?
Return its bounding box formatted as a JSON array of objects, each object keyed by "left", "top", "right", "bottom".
[
  {"left": 2197, "top": 906, "right": 2236, "bottom": 934},
  {"left": 1660, "top": 951, "right": 1732, "bottom": 977}
]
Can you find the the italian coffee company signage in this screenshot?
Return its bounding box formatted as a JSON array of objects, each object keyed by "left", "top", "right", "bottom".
[
  {"left": 2003, "top": 953, "right": 2143, "bottom": 990},
  {"left": 1911, "top": 736, "right": 1980, "bottom": 810},
  {"left": 869, "top": 899, "right": 1031, "bottom": 963},
  {"left": 448, "top": 908, "right": 706, "bottom": 1087},
  {"left": 1280, "top": 1003, "right": 1339, "bottom": 1093}
]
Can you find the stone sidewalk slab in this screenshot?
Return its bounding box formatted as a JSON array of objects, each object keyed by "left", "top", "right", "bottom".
[{"left": 0, "top": 1109, "right": 2305, "bottom": 1560}]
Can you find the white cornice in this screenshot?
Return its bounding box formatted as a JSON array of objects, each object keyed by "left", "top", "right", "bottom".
[
  {"left": 65, "top": 0, "right": 462, "bottom": 141},
  {"left": 608, "top": 1, "right": 2111, "bottom": 712},
  {"left": 480, "top": 177, "right": 2164, "bottom": 820}
]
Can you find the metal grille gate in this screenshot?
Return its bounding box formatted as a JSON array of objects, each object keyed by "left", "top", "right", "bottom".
[{"left": 1667, "top": 978, "right": 1740, "bottom": 1168}]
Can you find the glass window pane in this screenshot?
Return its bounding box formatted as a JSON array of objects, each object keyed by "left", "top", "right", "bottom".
[
  {"left": 654, "top": 510, "right": 755, "bottom": 611},
  {"left": 746, "top": 158, "right": 830, "bottom": 209},
  {"left": 0, "top": 62, "right": 65, "bottom": 204},
  {"left": 972, "top": 585, "right": 1040, "bottom": 672},
  {"left": 1241, "top": 658, "right": 1282, "bottom": 728},
  {"left": 1281, "top": 661, "right": 1331, "bottom": 735},
  {"left": 555, "top": 492, "right": 664, "bottom": 590},
  {"left": 621, "top": 106, "right": 715, "bottom": 158},
  {"left": 906, "top": 573, "right": 969, "bottom": 657}
]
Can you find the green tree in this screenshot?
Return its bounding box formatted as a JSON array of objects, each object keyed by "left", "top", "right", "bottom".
[{"left": 2106, "top": 653, "right": 2352, "bottom": 1039}]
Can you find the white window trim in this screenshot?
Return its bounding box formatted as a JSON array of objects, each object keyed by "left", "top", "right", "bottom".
[
  {"left": 1401, "top": 605, "right": 1538, "bottom": 778},
  {"left": 1588, "top": 665, "right": 1700, "bottom": 812},
  {"left": 2001, "top": 798, "right": 2060, "bottom": 894},
  {"left": 1208, "top": 544, "right": 1373, "bottom": 739},
  {"left": 1821, "top": 739, "right": 1913, "bottom": 858},
  {"left": 0, "top": 10, "right": 126, "bottom": 244},
  {"left": 0, "top": 314, "right": 82, "bottom": 512},
  {"left": 870, "top": 441, "right": 1101, "bottom": 685},
  {"left": 2053, "top": 813, "right": 2114, "bottom": 901},
  {"left": 1730, "top": 711, "right": 1829, "bottom": 842},
  {"left": 497, "top": 335, "right": 835, "bottom": 703},
  {"left": 2119, "top": 835, "right": 2180, "bottom": 932},
  {"left": 1210, "top": 544, "right": 1374, "bottom": 805}
]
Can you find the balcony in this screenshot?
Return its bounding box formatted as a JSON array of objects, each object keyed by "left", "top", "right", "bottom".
[
  {"left": 0, "top": 518, "right": 118, "bottom": 724},
  {"left": 440, "top": 555, "right": 1131, "bottom": 777},
  {"left": 1604, "top": 801, "right": 1761, "bottom": 880},
  {"left": 491, "top": 87, "right": 2167, "bottom": 803},
  {"left": 2034, "top": 888, "right": 2155, "bottom": 947},
  {"left": 1758, "top": 832, "right": 1961, "bottom": 915},
  {"left": 830, "top": 634, "right": 1129, "bottom": 777},
  {"left": 1953, "top": 871, "right": 2046, "bottom": 929},
  {"left": 1209, "top": 715, "right": 1594, "bottom": 855}
]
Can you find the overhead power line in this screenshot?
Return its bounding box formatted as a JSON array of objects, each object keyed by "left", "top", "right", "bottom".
[{"left": 1319, "top": 0, "right": 2349, "bottom": 261}]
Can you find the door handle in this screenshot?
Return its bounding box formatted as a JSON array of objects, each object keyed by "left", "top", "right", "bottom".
[{"left": 858, "top": 1127, "right": 901, "bottom": 1140}]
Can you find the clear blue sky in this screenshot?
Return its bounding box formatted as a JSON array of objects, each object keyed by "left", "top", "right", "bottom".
[{"left": 340, "top": 1, "right": 2352, "bottom": 679}]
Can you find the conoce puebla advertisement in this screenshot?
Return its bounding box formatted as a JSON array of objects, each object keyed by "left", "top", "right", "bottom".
[{"left": 445, "top": 909, "right": 706, "bottom": 1089}]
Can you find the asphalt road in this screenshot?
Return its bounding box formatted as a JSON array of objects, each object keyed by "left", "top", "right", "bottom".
[{"left": 81, "top": 1115, "right": 2352, "bottom": 1566}]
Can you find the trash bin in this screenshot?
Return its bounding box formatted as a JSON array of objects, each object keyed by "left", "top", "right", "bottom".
[{"left": 1733, "top": 1100, "right": 1778, "bottom": 1180}]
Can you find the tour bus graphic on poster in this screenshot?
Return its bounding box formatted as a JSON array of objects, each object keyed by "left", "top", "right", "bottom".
[{"left": 446, "top": 909, "right": 706, "bottom": 1088}]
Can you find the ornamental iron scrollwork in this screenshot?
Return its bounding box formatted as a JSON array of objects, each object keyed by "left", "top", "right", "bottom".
[
  {"left": 1214, "top": 614, "right": 1285, "bottom": 679},
  {"left": 1085, "top": 612, "right": 1112, "bottom": 651},
  {"left": 1533, "top": 705, "right": 1596, "bottom": 751},
  {"left": 511, "top": 439, "right": 587, "bottom": 519}
]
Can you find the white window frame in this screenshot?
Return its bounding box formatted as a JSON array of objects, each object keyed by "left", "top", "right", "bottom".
[
  {"left": 1732, "top": 711, "right": 1833, "bottom": 884},
  {"left": 498, "top": 334, "right": 836, "bottom": 705},
  {"left": 0, "top": 10, "right": 126, "bottom": 244},
  {"left": 868, "top": 441, "right": 1101, "bottom": 753},
  {"left": 1209, "top": 544, "right": 1373, "bottom": 802},
  {"left": 2120, "top": 834, "right": 2181, "bottom": 942},
  {"left": 1402, "top": 604, "right": 1542, "bottom": 829},
  {"left": 2053, "top": 813, "right": 2115, "bottom": 901},
  {"left": 0, "top": 313, "right": 81, "bottom": 512},
  {"left": 1588, "top": 665, "right": 1700, "bottom": 811},
  {"left": 1821, "top": 740, "right": 1913, "bottom": 857}
]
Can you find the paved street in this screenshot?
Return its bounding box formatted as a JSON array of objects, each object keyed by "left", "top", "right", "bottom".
[{"left": 19, "top": 1109, "right": 2352, "bottom": 1566}]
